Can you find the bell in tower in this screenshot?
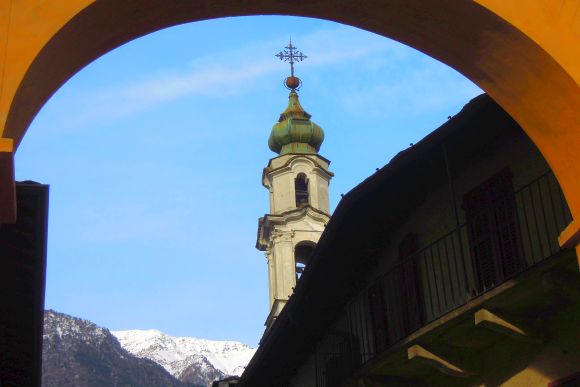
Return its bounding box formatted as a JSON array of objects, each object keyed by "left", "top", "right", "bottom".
[{"left": 256, "top": 41, "right": 333, "bottom": 329}]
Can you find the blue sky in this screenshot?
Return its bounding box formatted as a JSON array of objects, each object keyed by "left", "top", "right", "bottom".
[{"left": 15, "top": 16, "right": 480, "bottom": 346}]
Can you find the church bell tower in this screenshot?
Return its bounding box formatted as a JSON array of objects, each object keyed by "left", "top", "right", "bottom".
[{"left": 256, "top": 41, "right": 333, "bottom": 328}]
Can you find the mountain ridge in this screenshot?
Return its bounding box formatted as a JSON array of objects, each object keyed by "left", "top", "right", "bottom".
[
  {"left": 112, "top": 328, "right": 255, "bottom": 383},
  {"left": 42, "top": 309, "right": 192, "bottom": 387},
  {"left": 42, "top": 310, "right": 256, "bottom": 386}
]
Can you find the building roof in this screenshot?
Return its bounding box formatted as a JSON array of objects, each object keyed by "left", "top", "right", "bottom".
[{"left": 240, "top": 94, "right": 521, "bottom": 385}]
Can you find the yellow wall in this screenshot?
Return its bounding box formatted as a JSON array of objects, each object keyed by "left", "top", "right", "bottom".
[{"left": 0, "top": 1, "right": 578, "bottom": 260}]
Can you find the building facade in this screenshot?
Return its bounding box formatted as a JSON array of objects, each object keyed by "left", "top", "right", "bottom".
[{"left": 241, "top": 94, "right": 579, "bottom": 386}]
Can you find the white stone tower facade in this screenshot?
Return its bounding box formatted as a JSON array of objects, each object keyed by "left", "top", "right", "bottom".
[{"left": 256, "top": 62, "right": 333, "bottom": 328}]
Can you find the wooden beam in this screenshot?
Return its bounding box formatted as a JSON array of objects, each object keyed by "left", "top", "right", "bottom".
[
  {"left": 474, "top": 308, "right": 540, "bottom": 343},
  {"left": 407, "top": 344, "right": 473, "bottom": 377},
  {"left": 0, "top": 138, "right": 16, "bottom": 224}
]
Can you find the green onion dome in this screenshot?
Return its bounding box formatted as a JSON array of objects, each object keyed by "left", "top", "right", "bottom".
[{"left": 268, "top": 90, "right": 325, "bottom": 155}]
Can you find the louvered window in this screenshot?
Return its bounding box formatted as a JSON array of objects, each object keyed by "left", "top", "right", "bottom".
[{"left": 464, "top": 168, "right": 523, "bottom": 292}]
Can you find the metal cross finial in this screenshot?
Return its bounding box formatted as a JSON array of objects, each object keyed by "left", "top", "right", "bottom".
[{"left": 275, "top": 39, "right": 307, "bottom": 77}]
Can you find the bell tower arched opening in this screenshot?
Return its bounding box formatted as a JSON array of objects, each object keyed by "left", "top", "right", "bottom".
[
  {"left": 295, "top": 173, "right": 309, "bottom": 208},
  {"left": 295, "top": 241, "right": 316, "bottom": 280}
]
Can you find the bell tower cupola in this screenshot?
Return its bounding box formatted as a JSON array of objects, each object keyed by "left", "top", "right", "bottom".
[{"left": 256, "top": 41, "right": 333, "bottom": 329}]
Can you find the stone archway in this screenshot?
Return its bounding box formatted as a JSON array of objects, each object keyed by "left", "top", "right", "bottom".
[{"left": 0, "top": 0, "right": 579, "bottom": 257}]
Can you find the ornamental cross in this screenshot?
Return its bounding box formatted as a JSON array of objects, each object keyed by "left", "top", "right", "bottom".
[{"left": 275, "top": 39, "right": 307, "bottom": 77}]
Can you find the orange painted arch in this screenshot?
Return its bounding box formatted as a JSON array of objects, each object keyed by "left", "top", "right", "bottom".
[{"left": 0, "top": 1, "right": 579, "bottom": 258}]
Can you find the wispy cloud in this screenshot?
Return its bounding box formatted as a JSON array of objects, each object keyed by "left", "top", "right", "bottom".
[
  {"left": 123, "top": 62, "right": 277, "bottom": 103},
  {"left": 119, "top": 29, "right": 394, "bottom": 106},
  {"left": 40, "top": 25, "right": 397, "bottom": 130},
  {"left": 36, "top": 22, "right": 480, "bottom": 134}
]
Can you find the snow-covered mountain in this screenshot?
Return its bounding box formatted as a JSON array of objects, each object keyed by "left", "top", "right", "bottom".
[
  {"left": 42, "top": 310, "right": 188, "bottom": 387},
  {"left": 42, "top": 310, "right": 256, "bottom": 387},
  {"left": 112, "top": 329, "right": 256, "bottom": 384}
]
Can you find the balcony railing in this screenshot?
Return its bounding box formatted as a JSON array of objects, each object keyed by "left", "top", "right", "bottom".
[{"left": 315, "top": 171, "right": 572, "bottom": 386}]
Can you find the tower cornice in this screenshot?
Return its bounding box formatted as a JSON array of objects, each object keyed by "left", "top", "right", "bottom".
[
  {"left": 262, "top": 153, "right": 334, "bottom": 189},
  {"left": 256, "top": 205, "right": 330, "bottom": 251}
]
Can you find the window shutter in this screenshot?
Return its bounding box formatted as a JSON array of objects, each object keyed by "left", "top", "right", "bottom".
[{"left": 464, "top": 169, "right": 522, "bottom": 292}]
